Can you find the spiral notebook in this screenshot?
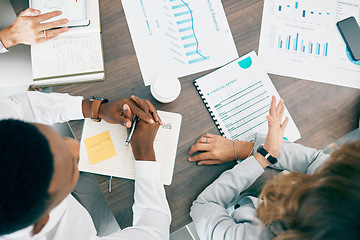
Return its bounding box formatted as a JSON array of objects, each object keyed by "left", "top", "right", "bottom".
[
  {"left": 79, "top": 111, "right": 182, "bottom": 185},
  {"left": 194, "top": 51, "right": 301, "bottom": 142}
]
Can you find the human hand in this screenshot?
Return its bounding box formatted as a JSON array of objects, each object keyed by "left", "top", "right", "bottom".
[
  {"left": 98, "top": 95, "right": 162, "bottom": 128},
  {"left": 188, "top": 133, "right": 254, "bottom": 165},
  {"left": 255, "top": 96, "right": 289, "bottom": 168},
  {"left": 0, "top": 8, "right": 69, "bottom": 48},
  {"left": 123, "top": 108, "right": 159, "bottom": 161}
]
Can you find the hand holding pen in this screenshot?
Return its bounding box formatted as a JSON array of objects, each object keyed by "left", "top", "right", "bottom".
[{"left": 125, "top": 115, "right": 140, "bottom": 146}]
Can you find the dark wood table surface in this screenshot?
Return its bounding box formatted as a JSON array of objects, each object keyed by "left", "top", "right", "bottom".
[{"left": 12, "top": 0, "right": 360, "bottom": 232}]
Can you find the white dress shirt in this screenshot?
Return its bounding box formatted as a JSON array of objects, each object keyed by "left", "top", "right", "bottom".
[{"left": 0, "top": 91, "right": 171, "bottom": 240}]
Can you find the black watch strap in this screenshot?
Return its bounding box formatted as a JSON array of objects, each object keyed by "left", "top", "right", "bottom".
[{"left": 257, "top": 145, "right": 278, "bottom": 164}]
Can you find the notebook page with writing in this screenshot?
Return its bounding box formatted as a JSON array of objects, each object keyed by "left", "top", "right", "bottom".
[
  {"left": 79, "top": 111, "right": 182, "bottom": 185},
  {"left": 194, "top": 51, "right": 301, "bottom": 142},
  {"left": 30, "top": 0, "right": 104, "bottom": 85}
]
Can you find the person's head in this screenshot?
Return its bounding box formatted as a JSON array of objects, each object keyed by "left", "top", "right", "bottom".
[
  {"left": 257, "top": 141, "right": 360, "bottom": 240},
  {"left": 0, "top": 119, "right": 80, "bottom": 236}
]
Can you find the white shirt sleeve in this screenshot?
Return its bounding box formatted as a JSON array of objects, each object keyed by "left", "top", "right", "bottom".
[
  {"left": 0, "top": 39, "right": 9, "bottom": 54},
  {"left": 0, "top": 91, "right": 84, "bottom": 124},
  {"left": 90, "top": 161, "right": 171, "bottom": 240}
]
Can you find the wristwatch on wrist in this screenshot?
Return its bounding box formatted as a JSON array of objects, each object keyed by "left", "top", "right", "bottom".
[
  {"left": 89, "top": 96, "right": 109, "bottom": 122},
  {"left": 257, "top": 144, "right": 278, "bottom": 164}
]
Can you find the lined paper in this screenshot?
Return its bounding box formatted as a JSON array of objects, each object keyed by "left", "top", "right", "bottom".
[
  {"left": 79, "top": 111, "right": 182, "bottom": 185},
  {"left": 194, "top": 51, "right": 301, "bottom": 142}
]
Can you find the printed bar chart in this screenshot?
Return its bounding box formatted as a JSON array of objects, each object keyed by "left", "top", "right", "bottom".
[
  {"left": 170, "top": 0, "right": 210, "bottom": 65},
  {"left": 277, "top": 33, "right": 328, "bottom": 56}
]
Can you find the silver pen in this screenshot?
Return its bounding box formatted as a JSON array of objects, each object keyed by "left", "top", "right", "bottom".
[{"left": 125, "top": 115, "right": 140, "bottom": 146}]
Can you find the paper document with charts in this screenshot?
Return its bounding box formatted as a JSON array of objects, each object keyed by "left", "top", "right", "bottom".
[
  {"left": 121, "top": 0, "right": 238, "bottom": 86},
  {"left": 194, "top": 51, "right": 301, "bottom": 142},
  {"left": 259, "top": 0, "right": 360, "bottom": 89},
  {"left": 79, "top": 111, "right": 182, "bottom": 185}
]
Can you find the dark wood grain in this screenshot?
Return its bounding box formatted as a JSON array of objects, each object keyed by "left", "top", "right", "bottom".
[{"left": 11, "top": 0, "right": 360, "bottom": 232}]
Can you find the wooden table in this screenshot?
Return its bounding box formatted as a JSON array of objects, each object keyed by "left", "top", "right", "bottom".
[{"left": 12, "top": 0, "right": 360, "bottom": 232}]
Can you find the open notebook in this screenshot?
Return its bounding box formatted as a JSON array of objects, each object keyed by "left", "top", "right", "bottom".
[
  {"left": 30, "top": 0, "right": 104, "bottom": 86},
  {"left": 79, "top": 111, "right": 182, "bottom": 185},
  {"left": 194, "top": 51, "right": 301, "bottom": 142}
]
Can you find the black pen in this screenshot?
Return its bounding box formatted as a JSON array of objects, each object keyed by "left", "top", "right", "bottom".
[{"left": 125, "top": 115, "right": 140, "bottom": 146}]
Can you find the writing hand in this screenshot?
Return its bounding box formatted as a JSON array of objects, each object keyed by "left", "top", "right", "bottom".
[
  {"left": 0, "top": 8, "right": 69, "bottom": 48},
  {"left": 128, "top": 116, "right": 160, "bottom": 162},
  {"left": 188, "top": 133, "right": 254, "bottom": 165}
]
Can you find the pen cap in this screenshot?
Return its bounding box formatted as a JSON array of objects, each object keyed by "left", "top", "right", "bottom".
[{"left": 151, "top": 74, "right": 181, "bottom": 103}]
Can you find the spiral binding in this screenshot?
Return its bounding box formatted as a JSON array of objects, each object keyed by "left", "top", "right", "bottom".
[{"left": 194, "top": 81, "right": 225, "bottom": 137}]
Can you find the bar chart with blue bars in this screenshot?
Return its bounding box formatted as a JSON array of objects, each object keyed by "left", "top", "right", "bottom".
[
  {"left": 170, "top": 0, "right": 210, "bottom": 65},
  {"left": 277, "top": 1, "right": 330, "bottom": 18},
  {"left": 278, "top": 33, "right": 329, "bottom": 56}
]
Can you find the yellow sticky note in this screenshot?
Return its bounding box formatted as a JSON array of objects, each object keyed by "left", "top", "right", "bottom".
[{"left": 84, "top": 131, "right": 117, "bottom": 165}]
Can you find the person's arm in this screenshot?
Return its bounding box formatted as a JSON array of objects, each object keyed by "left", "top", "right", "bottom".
[
  {"left": 191, "top": 96, "right": 288, "bottom": 240},
  {"left": 0, "top": 8, "right": 68, "bottom": 50},
  {"left": 0, "top": 91, "right": 160, "bottom": 126},
  {"left": 94, "top": 109, "right": 171, "bottom": 240},
  {"left": 252, "top": 134, "right": 330, "bottom": 174},
  {"left": 190, "top": 157, "right": 266, "bottom": 240}
]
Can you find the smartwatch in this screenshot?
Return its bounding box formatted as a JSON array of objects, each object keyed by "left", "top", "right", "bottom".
[
  {"left": 257, "top": 145, "right": 278, "bottom": 164},
  {"left": 89, "top": 96, "right": 109, "bottom": 122}
]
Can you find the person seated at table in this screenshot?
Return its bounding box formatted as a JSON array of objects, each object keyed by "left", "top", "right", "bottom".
[
  {"left": 0, "top": 92, "right": 170, "bottom": 240},
  {"left": 189, "top": 96, "right": 360, "bottom": 240},
  {"left": 0, "top": 8, "right": 68, "bottom": 53}
]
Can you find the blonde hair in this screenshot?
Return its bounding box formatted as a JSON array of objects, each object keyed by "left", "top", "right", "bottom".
[{"left": 256, "top": 142, "right": 360, "bottom": 240}]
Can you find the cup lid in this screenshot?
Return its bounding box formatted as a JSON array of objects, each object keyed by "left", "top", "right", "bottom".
[{"left": 151, "top": 74, "right": 181, "bottom": 103}]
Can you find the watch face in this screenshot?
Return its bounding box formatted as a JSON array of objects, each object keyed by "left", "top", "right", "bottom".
[{"left": 90, "top": 96, "right": 109, "bottom": 103}]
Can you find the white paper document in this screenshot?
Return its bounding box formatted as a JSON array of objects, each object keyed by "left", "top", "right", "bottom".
[
  {"left": 121, "top": 0, "right": 238, "bottom": 85},
  {"left": 259, "top": 0, "right": 360, "bottom": 89},
  {"left": 194, "top": 51, "right": 301, "bottom": 142},
  {"left": 79, "top": 111, "right": 182, "bottom": 185}
]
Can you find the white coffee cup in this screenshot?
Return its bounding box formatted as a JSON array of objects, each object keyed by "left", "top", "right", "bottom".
[{"left": 150, "top": 74, "right": 181, "bottom": 103}]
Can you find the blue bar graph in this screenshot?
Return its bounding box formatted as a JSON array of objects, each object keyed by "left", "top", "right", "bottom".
[
  {"left": 170, "top": 0, "right": 209, "bottom": 64},
  {"left": 302, "top": 10, "right": 306, "bottom": 17},
  {"left": 181, "top": 34, "right": 194, "bottom": 40},
  {"left": 174, "top": 11, "right": 190, "bottom": 17},
  {"left": 295, "top": 2, "right": 298, "bottom": 9},
  {"left": 277, "top": 33, "right": 328, "bottom": 57},
  {"left": 279, "top": 6, "right": 282, "bottom": 11}
]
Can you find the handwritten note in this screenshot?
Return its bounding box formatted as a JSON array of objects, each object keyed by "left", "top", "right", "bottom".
[{"left": 83, "top": 131, "right": 117, "bottom": 165}]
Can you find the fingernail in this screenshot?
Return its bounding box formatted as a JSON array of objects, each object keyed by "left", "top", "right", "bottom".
[
  {"left": 58, "top": 11, "right": 62, "bottom": 15},
  {"left": 188, "top": 157, "right": 191, "bottom": 161},
  {"left": 64, "top": 19, "right": 69, "bottom": 23},
  {"left": 35, "top": 10, "right": 40, "bottom": 14},
  {"left": 149, "top": 119, "right": 154, "bottom": 124},
  {"left": 125, "top": 121, "right": 131, "bottom": 128},
  {"left": 64, "top": 27, "right": 69, "bottom": 32},
  {"left": 123, "top": 104, "right": 128, "bottom": 111}
]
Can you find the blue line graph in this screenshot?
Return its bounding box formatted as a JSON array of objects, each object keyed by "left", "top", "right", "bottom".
[
  {"left": 169, "top": 0, "right": 209, "bottom": 64},
  {"left": 179, "top": 0, "right": 207, "bottom": 59}
]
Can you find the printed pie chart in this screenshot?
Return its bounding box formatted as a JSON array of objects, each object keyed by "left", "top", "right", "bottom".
[{"left": 346, "top": 47, "right": 360, "bottom": 66}]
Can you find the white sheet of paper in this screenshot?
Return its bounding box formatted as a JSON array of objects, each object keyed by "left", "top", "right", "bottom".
[
  {"left": 259, "top": 0, "right": 360, "bottom": 89},
  {"left": 30, "top": 0, "right": 87, "bottom": 23},
  {"left": 31, "top": 0, "right": 103, "bottom": 80},
  {"left": 79, "top": 111, "right": 182, "bottom": 185},
  {"left": 194, "top": 51, "right": 301, "bottom": 142},
  {"left": 121, "top": 0, "right": 238, "bottom": 85}
]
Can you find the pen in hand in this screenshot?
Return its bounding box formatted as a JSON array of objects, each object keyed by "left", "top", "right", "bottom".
[{"left": 125, "top": 115, "right": 140, "bottom": 146}]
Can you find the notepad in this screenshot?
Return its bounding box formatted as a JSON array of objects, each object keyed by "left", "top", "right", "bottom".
[
  {"left": 30, "top": 0, "right": 104, "bottom": 86},
  {"left": 194, "top": 51, "right": 301, "bottom": 142},
  {"left": 79, "top": 111, "right": 182, "bottom": 185}
]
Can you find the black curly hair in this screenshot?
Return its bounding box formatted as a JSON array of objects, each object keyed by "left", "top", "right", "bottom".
[{"left": 0, "top": 119, "right": 54, "bottom": 235}]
